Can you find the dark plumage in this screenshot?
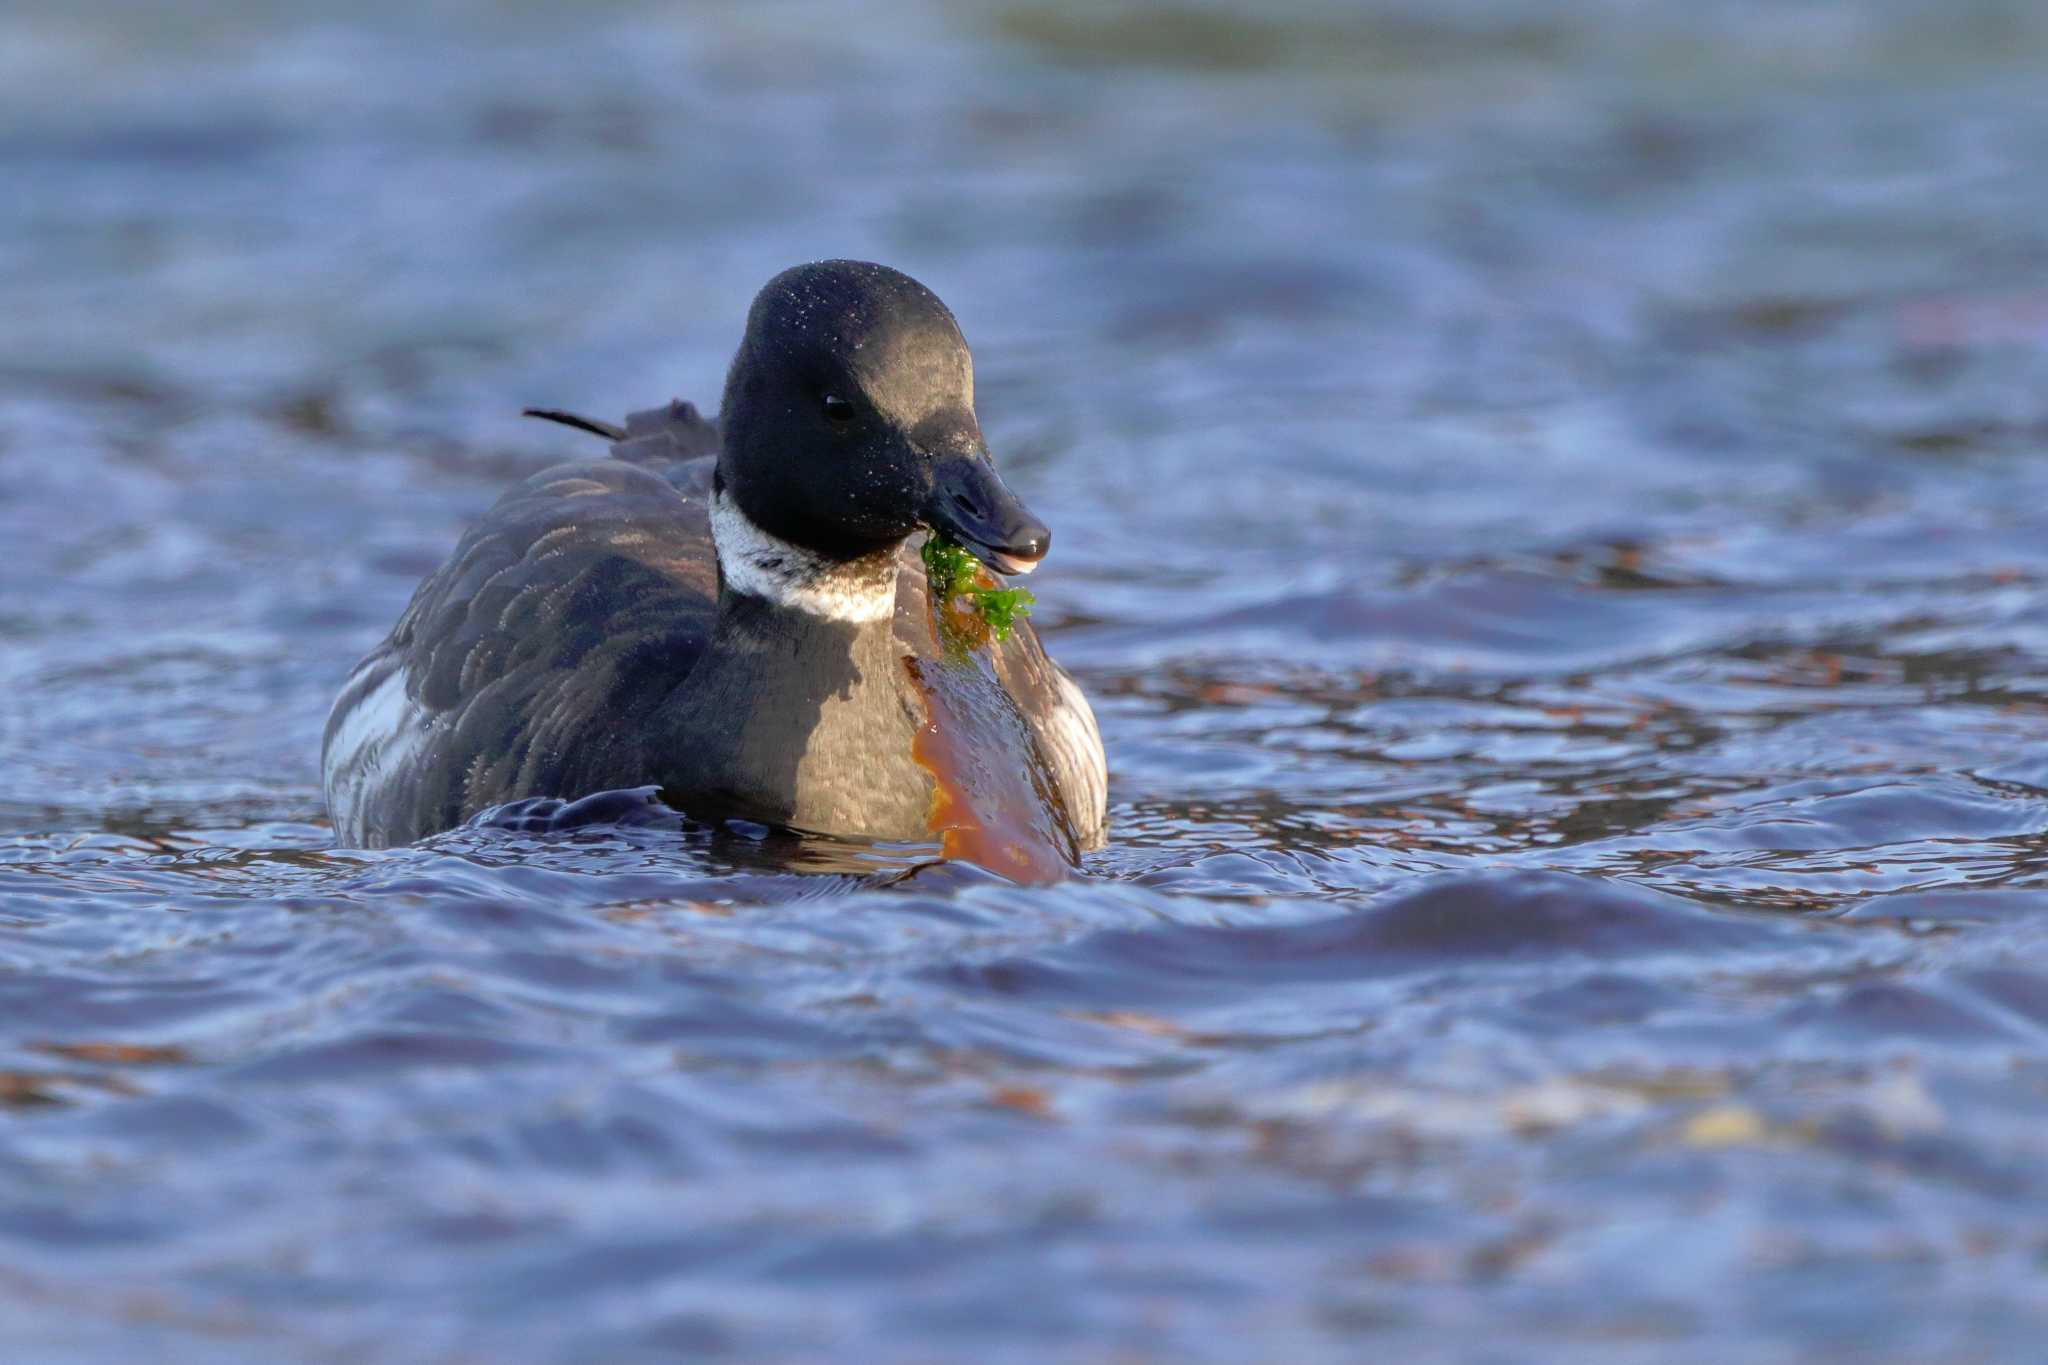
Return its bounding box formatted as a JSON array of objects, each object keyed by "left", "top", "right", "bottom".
[{"left": 323, "top": 262, "right": 1106, "bottom": 861}]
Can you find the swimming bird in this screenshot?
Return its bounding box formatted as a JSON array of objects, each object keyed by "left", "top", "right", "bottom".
[{"left": 322, "top": 260, "right": 1107, "bottom": 867}]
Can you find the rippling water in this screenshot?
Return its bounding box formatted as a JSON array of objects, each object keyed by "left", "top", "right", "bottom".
[{"left": 6, "top": 2, "right": 2048, "bottom": 1359}]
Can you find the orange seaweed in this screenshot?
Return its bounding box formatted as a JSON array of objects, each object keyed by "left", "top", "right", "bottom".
[{"left": 904, "top": 569, "right": 1077, "bottom": 882}]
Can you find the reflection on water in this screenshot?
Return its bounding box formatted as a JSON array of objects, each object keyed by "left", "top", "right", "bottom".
[{"left": 6, "top": 1, "right": 2048, "bottom": 1359}]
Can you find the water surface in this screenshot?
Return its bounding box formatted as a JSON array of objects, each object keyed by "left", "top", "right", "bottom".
[{"left": 5, "top": 2, "right": 2048, "bottom": 1359}]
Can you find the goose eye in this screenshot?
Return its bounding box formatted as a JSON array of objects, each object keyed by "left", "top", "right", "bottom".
[{"left": 821, "top": 393, "right": 855, "bottom": 424}]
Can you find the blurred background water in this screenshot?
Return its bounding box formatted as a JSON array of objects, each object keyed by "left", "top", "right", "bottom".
[{"left": 6, "top": 0, "right": 2048, "bottom": 1359}]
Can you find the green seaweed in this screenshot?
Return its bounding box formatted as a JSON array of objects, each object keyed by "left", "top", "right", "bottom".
[
  {"left": 921, "top": 532, "right": 1036, "bottom": 644},
  {"left": 920, "top": 533, "right": 978, "bottom": 602}
]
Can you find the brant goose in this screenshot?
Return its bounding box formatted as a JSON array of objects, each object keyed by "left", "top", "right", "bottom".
[{"left": 323, "top": 261, "right": 1106, "bottom": 872}]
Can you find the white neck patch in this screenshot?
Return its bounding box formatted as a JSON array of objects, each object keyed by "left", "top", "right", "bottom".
[{"left": 710, "top": 490, "right": 898, "bottom": 623}]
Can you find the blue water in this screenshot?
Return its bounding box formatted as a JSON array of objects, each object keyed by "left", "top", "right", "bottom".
[{"left": 6, "top": 2, "right": 2048, "bottom": 1359}]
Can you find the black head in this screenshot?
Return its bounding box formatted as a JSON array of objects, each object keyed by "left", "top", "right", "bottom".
[{"left": 717, "top": 260, "right": 1048, "bottom": 570}]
